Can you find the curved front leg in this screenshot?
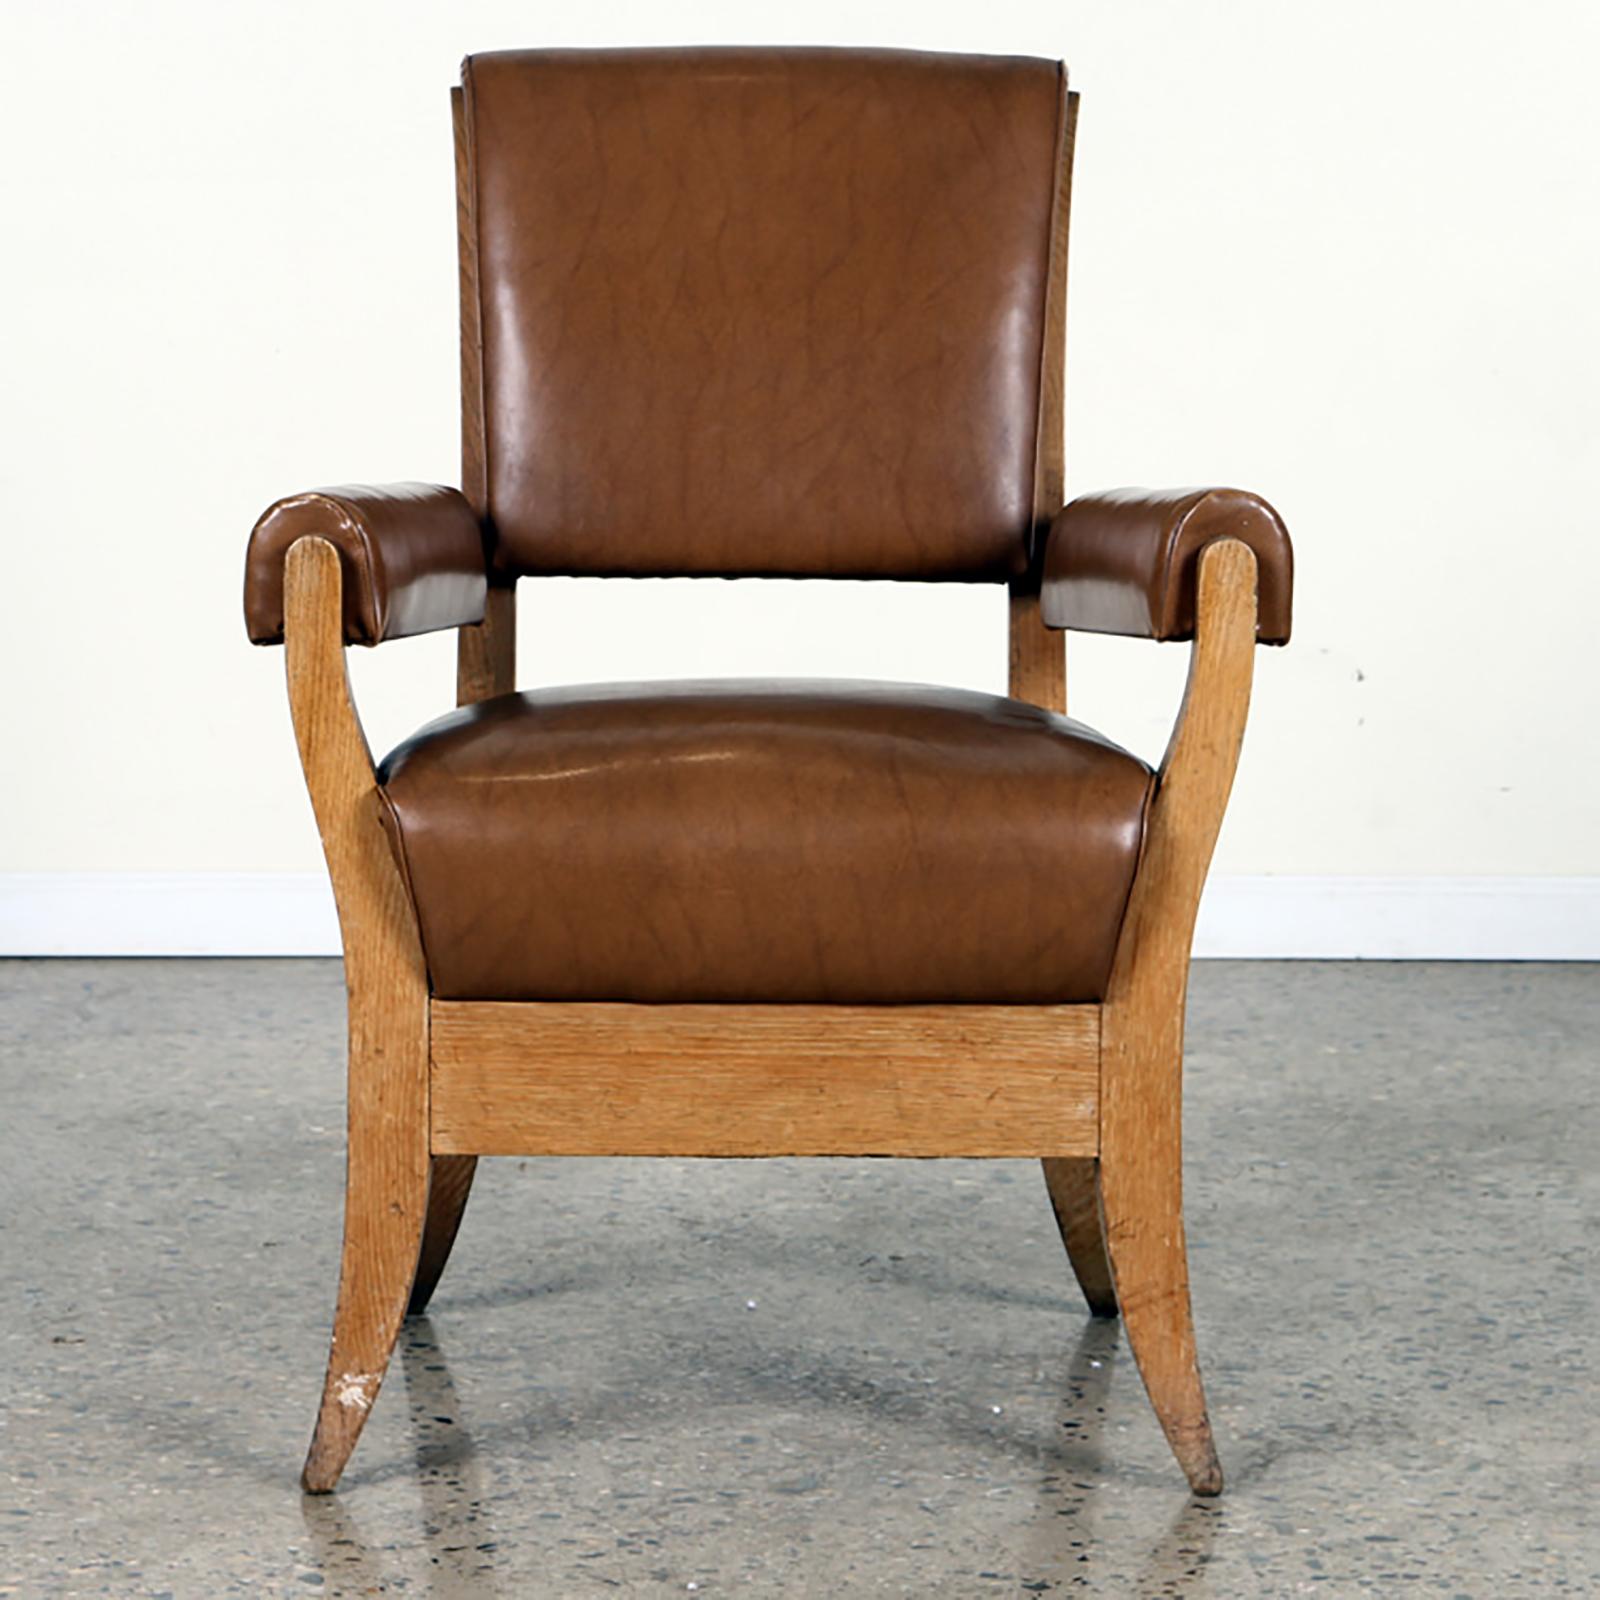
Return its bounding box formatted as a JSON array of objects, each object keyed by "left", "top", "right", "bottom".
[
  {"left": 1098, "top": 1039, "right": 1221, "bottom": 1496},
  {"left": 284, "top": 536, "right": 433, "bottom": 1492},
  {"left": 302, "top": 983, "right": 430, "bottom": 1492},
  {"left": 1099, "top": 537, "right": 1260, "bottom": 1497}
]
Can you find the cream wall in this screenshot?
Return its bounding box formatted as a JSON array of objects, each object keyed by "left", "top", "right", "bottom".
[{"left": 3, "top": 1, "right": 1597, "bottom": 950}]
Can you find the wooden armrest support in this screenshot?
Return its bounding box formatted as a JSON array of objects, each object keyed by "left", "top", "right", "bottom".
[
  {"left": 281, "top": 535, "right": 426, "bottom": 998},
  {"left": 1040, "top": 487, "right": 1292, "bottom": 644},
  {"left": 1088, "top": 536, "right": 1259, "bottom": 1499},
  {"left": 245, "top": 482, "right": 488, "bottom": 646}
]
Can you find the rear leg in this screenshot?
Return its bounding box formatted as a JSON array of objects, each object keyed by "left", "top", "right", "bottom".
[
  {"left": 408, "top": 1156, "right": 478, "bottom": 1315},
  {"left": 1041, "top": 1157, "right": 1118, "bottom": 1318}
]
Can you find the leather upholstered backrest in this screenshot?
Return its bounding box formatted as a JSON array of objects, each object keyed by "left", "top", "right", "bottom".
[{"left": 457, "top": 48, "right": 1070, "bottom": 581}]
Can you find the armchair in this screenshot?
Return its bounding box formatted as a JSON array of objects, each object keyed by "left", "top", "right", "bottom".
[{"left": 245, "top": 48, "right": 1293, "bottom": 1497}]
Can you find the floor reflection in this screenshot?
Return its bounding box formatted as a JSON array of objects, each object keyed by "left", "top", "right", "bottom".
[
  {"left": 1058, "top": 1313, "right": 1120, "bottom": 1474},
  {"left": 403, "top": 1315, "right": 503, "bottom": 1597},
  {"left": 1128, "top": 1497, "right": 1224, "bottom": 1595},
  {"left": 300, "top": 1316, "right": 502, "bottom": 1596},
  {"left": 293, "top": 1308, "right": 1222, "bottom": 1594},
  {"left": 1024, "top": 1316, "right": 1220, "bottom": 1592},
  {"left": 299, "top": 1490, "right": 389, "bottom": 1594}
]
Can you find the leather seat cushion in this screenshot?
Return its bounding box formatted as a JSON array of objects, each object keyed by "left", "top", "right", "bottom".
[{"left": 376, "top": 681, "right": 1153, "bottom": 1004}]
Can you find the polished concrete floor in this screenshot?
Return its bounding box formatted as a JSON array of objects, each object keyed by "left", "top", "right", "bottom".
[{"left": 1, "top": 960, "right": 1595, "bottom": 1596}]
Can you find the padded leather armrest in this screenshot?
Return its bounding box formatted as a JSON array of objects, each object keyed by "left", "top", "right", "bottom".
[
  {"left": 244, "top": 483, "right": 488, "bottom": 646},
  {"left": 1040, "top": 488, "right": 1292, "bottom": 644}
]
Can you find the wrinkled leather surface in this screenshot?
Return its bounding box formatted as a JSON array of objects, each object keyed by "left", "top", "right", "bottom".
[
  {"left": 462, "top": 48, "right": 1065, "bottom": 580},
  {"left": 245, "top": 483, "right": 488, "bottom": 646},
  {"left": 1041, "top": 488, "right": 1293, "bottom": 643},
  {"left": 377, "top": 680, "right": 1152, "bottom": 1003}
]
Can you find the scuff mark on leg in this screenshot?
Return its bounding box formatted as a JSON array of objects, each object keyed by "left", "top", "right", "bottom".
[{"left": 334, "top": 1371, "right": 380, "bottom": 1411}]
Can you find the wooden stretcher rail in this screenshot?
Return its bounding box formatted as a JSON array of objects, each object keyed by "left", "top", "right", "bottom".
[{"left": 429, "top": 1001, "right": 1101, "bottom": 1158}]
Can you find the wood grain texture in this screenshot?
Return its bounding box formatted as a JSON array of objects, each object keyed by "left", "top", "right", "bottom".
[
  {"left": 1032, "top": 77, "right": 1077, "bottom": 533},
  {"left": 456, "top": 582, "right": 516, "bottom": 706},
  {"left": 1041, "top": 1157, "right": 1118, "bottom": 1318},
  {"left": 285, "top": 537, "right": 432, "bottom": 1495},
  {"left": 1009, "top": 585, "right": 1066, "bottom": 714},
  {"left": 430, "top": 1002, "right": 1100, "bottom": 1158},
  {"left": 1011, "top": 79, "right": 1077, "bottom": 718},
  {"left": 408, "top": 1155, "right": 478, "bottom": 1315},
  {"left": 451, "top": 85, "right": 486, "bottom": 518},
  {"left": 1098, "top": 536, "right": 1259, "bottom": 1497},
  {"left": 453, "top": 85, "right": 515, "bottom": 713}
]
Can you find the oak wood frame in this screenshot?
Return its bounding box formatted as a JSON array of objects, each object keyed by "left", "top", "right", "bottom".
[
  {"left": 285, "top": 530, "right": 1259, "bottom": 1496},
  {"left": 294, "top": 74, "right": 1253, "bottom": 1498}
]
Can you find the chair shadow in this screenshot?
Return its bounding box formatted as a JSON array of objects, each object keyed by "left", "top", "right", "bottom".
[
  {"left": 1126, "top": 1498, "right": 1225, "bottom": 1595},
  {"left": 1055, "top": 1313, "right": 1120, "bottom": 1473},
  {"left": 299, "top": 1316, "right": 504, "bottom": 1596},
  {"left": 293, "top": 1305, "right": 1217, "bottom": 1593},
  {"left": 1026, "top": 1316, "right": 1222, "bottom": 1591}
]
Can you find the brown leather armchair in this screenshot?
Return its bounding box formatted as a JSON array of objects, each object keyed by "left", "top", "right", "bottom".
[{"left": 245, "top": 49, "right": 1293, "bottom": 1497}]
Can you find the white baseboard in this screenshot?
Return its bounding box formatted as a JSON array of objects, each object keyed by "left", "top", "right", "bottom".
[{"left": 0, "top": 872, "right": 1596, "bottom": 960}]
